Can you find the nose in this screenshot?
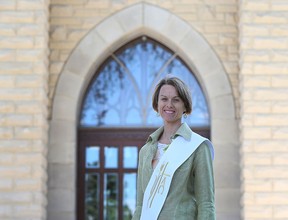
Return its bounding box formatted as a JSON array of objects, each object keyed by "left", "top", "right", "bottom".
[{"left": 167, "top": 99, "right": 173, "bottom": 108}]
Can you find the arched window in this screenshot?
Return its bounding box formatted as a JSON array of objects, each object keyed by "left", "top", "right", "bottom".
[{"left": 77, "top": 36, "right": 210, "bottom": 220}]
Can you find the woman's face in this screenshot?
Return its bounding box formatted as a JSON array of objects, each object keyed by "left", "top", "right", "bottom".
[{"left": 157, "top": 84, "right": 186, "bottom": 125}]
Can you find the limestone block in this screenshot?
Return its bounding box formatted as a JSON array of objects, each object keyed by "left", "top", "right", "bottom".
[
  {"left": 215, "top": 188, "right": 241, "bottom": 213},
  {"left": 0, "top": 101, "right": 14, "bottom": 113},
  {"left": 50, "top": 5, "right": 74, "bottom": 17},
  {"left": 47, "top": 189, "right": 75, "bottom": 212},
  {"left": 15, "top": 75, "right": 43, "bottom": 88},
  {"left": 49, "top": 62, "right": 64, "bottom": 74},
  {"left": 272, "top": 127, "right": 288, "bottom": 139},
  {"left": 274, "top": 154, "right": 288, "bottom": 165},
  {"left": 48, "top": 142, "right": 75, "bottom": 164},
  {"left": 254, "top": 114, "right": 288, "bottom": 126},
  {"left": 272, "top": 76, "right": 288, "bottom": 88},
  {"left": 242, "top": 75, "right": 271, "bottom": 87},
  {"left": 14, "top": 178, "right": 43, "bottom": 191},
  {"left": 16, "top": 101, "right": 43, "bottom": 114},
  {"left": 272, "top": 102, "right": 288, "bottom": 113},
  {"left": 0, "top": 11, "right": 34, "bottom": 23},
  {"left": 253, "top": 13, "right": 287, "bottom": 24},
  {"left": 254, "top": 166, "right": 288, "bottom": 178},
  {"left": 243, "top": 180, "right": 272, "bottom": 192},
  {"left": 242, "top": 127, "right": 271, "bottom": 140},
  {"left": 254, "top": 88, "right": 288, "bottom": 101},
  {"left": 63, "top": 32, "right": 106, "bottom": 77},
  {"left": 0, "top": 75, "right": 14, "bottom": 88},
  {"left": 50, "top": 17, "right": 82, "bottom": 26},
  {"left": 96, "top": 16, "right": 125, "bottom": 45},
  {"left": 0, "top": 62, "right": 34, "bottom": 74},
  {"left": 49, "top": 120, "right": 76, "bottom": 144},
  {"left": 54, "top": 71, "right": 83, "bottom": 99},
  {"left": 144, "top": 3, "right": 171, "bottom": 33},
  {"left": 205, "top": 73, "right": 233, "bottom": 98},
  {"left": 273, "top": 180, "right": 288, "bottom": 191},
  {"left": 272, "top": 50, "right": 288, "bottom": 63},
  {"left": 1, "top": 114, "right": 33, "bottom": 126},
  {"left": 255, "top": 192, "right": 288, "bottom": 205},
  {"left": 116, "top": 3, "right": 143, "bottom": 33},
  {"left": 253, "top": 37, "right": 287, "bottom": 49},
  {"left": 214, "top": 162, "right": 241, "bottom": 188},
  {"left": 52, "top": 96, "right": 77, "bottom": 121},
  {"left": 17, "top": 24, "right": 45, "bottom": 36},
  {"left": 242, "top": 101, "right": 271, "bottom": 113},
  {"left": 274, "top": 206, "right": 288, "bottom": 219},
  {"left": 50, "top": 27, "right": 67, "bottom": 40},
  {"left": 0, "top": 0, "right": 16, "bottom": 10},
  {"left": 245, "top": 153, "right": 272, "bottom": 165},
  {"left": 0, "top": 192, "right": 32, "bottom": 203},
  {"left": 15, "top": 126, "right": 43, "bottom": 139},
  {"left": 16, "top": 49, "right": 45, "bottom": 62},
  {"left": 0, "top": 37, "right": 34, "bottom": 49},
  {"left": 0, "top": 165, "right": 31, "bottom": 178},
  {"left": 253, "top": 140, "right": 287, "bottom": 153},
  {"left": 67, "top": 30, "right": 86, "bottom": 41},
  {"left": 162, "top": 14, "right": 191, "bottom": 44},
  {"left": 0, "top": 127, "right": 13, "bottom": 139},
  {"left": 210, "top": 95, "right": 235, "bottom": 118},
  {"left": 211, "top": 118, "right": 239, "bottom": 144},
  {"left": 0, "top": 24, "right": 16, "bottom": 36},
  {"left": 13, "top": 204, "right": 44, "bottom": 219},
  {"left": 48, "top": 164, "right": 74, "bottom": 189},
  {"left": 0, "top": 49, "right": 15, "bottom": 61}
]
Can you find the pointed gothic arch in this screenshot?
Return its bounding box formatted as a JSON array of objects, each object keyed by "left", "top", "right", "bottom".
[{"left": 48, "top": 3, "right": 240, "bottom": 220}]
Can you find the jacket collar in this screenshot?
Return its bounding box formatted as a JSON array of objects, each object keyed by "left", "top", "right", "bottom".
[{"left": 146, "top": 123, "right": 192, "bottom": 144}]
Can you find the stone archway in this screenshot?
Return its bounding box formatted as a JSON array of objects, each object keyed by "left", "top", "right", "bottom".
[{"left": 48, "top": 3, "right": 240, "bottom": 220}]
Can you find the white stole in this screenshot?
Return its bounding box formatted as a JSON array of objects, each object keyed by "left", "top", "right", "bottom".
[{"left": 140, "top": 131, "right": 214, "bottom": 220}]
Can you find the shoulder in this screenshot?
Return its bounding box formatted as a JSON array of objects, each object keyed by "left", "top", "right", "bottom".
[
  {"left": 194, "top": 141, "right": 214, "bottom": 161},
  {"left": 138, "top": 140, "right": 154, "bottom": 160}
]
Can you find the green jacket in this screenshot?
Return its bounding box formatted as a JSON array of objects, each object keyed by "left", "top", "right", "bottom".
[{"left": 132, "top": 123, "right": 215, "bottom": 220}]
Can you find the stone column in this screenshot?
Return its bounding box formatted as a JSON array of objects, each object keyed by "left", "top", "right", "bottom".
[
  {"left": 0, "top": 0, "right": 50, "bottom": 219},
  {"left": 239, "top": 0, "right": 288, "bottom": 219}
]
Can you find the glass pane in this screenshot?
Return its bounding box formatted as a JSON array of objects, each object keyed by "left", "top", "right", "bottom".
[
  {"left": 80, "top": 58, "right": 141, "bottom": 127},
  {"left": 86, "top": 146, "right": 100, "bottom": 168},
  {"left": 123, "top": 146, "right": 138, "bottom": 168},
  {"left": 123, "top": 173, "right": 137, "bottom": 220},
  {"left": 80, "top": 36, "right": 210, "bottom": 128},
  {"left": 85, "top": 174, "right": 99, "bottom": 220},
  {"left": 104, "top": 173, "right": 118, "bottom": 220},
  {"left": 165, "top": 58, "right": 210, "bottom": 126},
  {"left": 116, "top": 37, "right": 173, "bottom": 101},
  {"left": 146, "top": 57, "right": 210, "bottom": 127},
  {"left": 105, "top": 146, "right": 118, "bottom": 168}
]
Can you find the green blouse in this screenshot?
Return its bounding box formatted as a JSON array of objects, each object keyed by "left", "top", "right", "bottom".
[{"left": 132, "top": 123, "right": 215, "bottom": 220}]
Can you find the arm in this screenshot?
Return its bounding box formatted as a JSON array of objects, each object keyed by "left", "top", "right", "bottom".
[
  {"left": 131, "top": 149, "right": 144, "bottom": 220},
  {"left": 194, "top": 142, "right": 215, "bottom": 220}
]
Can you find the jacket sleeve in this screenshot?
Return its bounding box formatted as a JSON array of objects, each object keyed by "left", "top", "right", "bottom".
[
  {"left": 193, "top": 142, "right": 215, "bottom": 220},
  {"left": 131, "top": 149, "right": 144, "bottom": 220}
]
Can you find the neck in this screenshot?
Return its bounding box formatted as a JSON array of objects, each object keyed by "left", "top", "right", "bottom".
[{"left": 159, "top": 122, "right": 182, "bottom": 144}]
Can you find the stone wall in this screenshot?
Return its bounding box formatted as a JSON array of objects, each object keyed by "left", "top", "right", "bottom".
[
  {"left": 49, "top": 0, "right": 239, "bottom": 117},
  {"left": 48, "top": 1, "right": 241, "bottom": 219},
  {"left": 0, "top": 0, "right": 50, "bottom": 219},
  {"left": 0, "top": 0, "right": 288, "bottom": 219},
  {"left": 239, "top": 0, "right": 288, "bottom": 219}
]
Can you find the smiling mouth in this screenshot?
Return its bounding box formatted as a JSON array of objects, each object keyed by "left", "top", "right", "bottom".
[{"left": 164, "top": 110, "right": 175, "bottom": 114}]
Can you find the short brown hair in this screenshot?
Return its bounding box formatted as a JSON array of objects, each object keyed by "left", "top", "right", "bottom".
[{"left": 152, "top": 75, "right": 192, "bottom": 114}]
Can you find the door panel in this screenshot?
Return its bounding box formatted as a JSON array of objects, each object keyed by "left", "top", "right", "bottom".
[{"left": 78, "top": 127, "right": 209, "bottom": 220}]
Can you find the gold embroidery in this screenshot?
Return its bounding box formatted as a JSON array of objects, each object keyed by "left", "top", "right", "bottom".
[{"left": 147, "top": 161, "right": 170, "bottom": 208}]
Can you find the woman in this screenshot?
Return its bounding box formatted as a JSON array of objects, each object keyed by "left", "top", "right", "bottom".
[{"left": 132, "top": 75, "right": 215, "bottom": 220}]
